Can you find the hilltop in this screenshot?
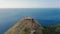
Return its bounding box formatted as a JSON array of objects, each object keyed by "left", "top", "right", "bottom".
[{"left": 4, "top": 17, "right": 43, "bottom": 34}]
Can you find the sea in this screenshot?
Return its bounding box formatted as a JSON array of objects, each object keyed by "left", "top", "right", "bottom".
[{"left": 0, "top": 8, "right": 60, "bottom": 34}]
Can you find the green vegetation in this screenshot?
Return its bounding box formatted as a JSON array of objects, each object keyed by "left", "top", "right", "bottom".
[
  {"left": 21, "top": 24, "right": 60, "bottom": 34},
  {"left": 21, "top": 27, "right": 31, "bottom": 34},
  {"left": 43, "top": 24, "right": 60, "bottom": 34},
  {"left": 21, "top": 31, "right": 27, "bottom": 34}
]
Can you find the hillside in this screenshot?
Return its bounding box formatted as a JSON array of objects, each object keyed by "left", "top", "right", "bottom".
[{"left": 4, "top": 17, "right": 43, "bottom": 34}]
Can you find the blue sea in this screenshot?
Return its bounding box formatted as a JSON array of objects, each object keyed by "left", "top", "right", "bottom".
[{"left": 0, "top": 8, "right": 60, "bottom": 34}]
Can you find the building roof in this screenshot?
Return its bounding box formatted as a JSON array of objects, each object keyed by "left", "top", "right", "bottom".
[{"left": 24, "top": 16, "right": 33, "bottom": 19}]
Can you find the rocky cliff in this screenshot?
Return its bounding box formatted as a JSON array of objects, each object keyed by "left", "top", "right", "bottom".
[{"left": 4, "top": 17, "right": 43, "bottom": 34}]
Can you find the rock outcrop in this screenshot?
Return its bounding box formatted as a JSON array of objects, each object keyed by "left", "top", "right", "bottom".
[{"left": 4, "top": 17, "right": 43, "bottom": 34}]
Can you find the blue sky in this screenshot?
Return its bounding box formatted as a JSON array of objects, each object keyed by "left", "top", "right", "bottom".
[{"left": 0, "top": 0, "right": 59, "bottom": 8}]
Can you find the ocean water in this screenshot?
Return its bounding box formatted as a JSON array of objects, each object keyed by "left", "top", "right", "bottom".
[{"left": 0, "top": 8, "right": 60, "bottom": 34}]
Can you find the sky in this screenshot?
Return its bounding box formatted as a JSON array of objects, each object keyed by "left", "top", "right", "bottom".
[{"left": 0, "top": 0, "right": 60, "bottom": 8}]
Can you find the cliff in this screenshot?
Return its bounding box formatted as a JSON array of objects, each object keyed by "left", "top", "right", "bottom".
[{"left": 4, "top": 17, "right": 43, "bottom": 34}]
